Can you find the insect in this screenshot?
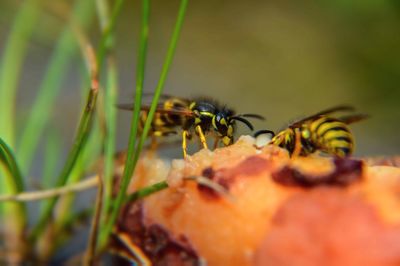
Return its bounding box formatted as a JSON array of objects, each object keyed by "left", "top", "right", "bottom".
[
  {"left": 255, "top": 105, "right": 368, "bottom": 158},
  {"left": 118, "top": 95, "right": 264, "bottom": 157}
]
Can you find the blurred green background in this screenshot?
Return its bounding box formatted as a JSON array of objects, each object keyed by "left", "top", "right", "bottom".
[{"left": 1, "top": 0, "right": 399, "bottom": 162}]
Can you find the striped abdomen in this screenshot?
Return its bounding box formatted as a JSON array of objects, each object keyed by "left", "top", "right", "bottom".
[
  {"left": 306, "top": 116, "right": 354, "bottom": 157},
  {"left": 140, "top": 98, "right": 189, "bottom": 136}
]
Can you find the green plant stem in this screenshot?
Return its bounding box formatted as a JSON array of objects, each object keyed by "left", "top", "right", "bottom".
[
  {"left": 83, "top": 175, "right": 103, "bottom": 266},
  {"left": 98, "top": 0, "right": 151, "bottom": 247},
  {"left": 126, "top": 181, "right": 168, "bottom": 202},
  {"left": 96, "top": 0, "right": 125, "bottom": 69},
  {"left": 0, "top": 0, "right": 38, "bottom": 255},
  {"left": 0, "top": 138, "right": 27, "bottom": 260},
  {"left": 17, "top": 0, "right": 94, "bottom": 174},
  {"left": 0, "top": 0, "right": 39, "bottom": 233},
  {"left": 94, "top": 0, "right": 125, "bottom": 223},
  {"left": 95, "top": 0, "right": 120, "bottom": 231},
  {"left": 54, "top": 118, "right": 102, "bottom": 224},
  {"left": 103, "top": 58, "right": 118, "bottom": 219},
  {"left": 50, "top": 0, "right": 125, "bottom": 236},
  {"left": 0, "top": 138, "right": 25, "bottom": 192},
  {"left": 0, "top": 138, "right": 27, "bottom": 223},
  {"left": 100, "top": 0, "right": 189, "bottom": 247},
  {"left": 0, "top": 0, "right": 40, "bottom": 148},
  {"left": 30, "top": 0, "right": 124, "bottom": 247},
  {"left": 28, "top": 87, "right": 98, "bottom": 243}
]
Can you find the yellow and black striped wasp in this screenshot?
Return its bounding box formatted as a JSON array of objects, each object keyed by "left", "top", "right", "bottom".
[
  {"left": 119, "top": 95, "right": 264, "bottom": 157},
  {"left": 255, "top": 105, "right": 368, "bottom": 158}
]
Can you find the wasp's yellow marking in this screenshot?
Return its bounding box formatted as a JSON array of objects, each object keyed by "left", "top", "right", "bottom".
[
  {"left": 222, "top": 136, "right": 231, "bottom": 146},
  {"left": 201, "top": 111, "right": 214, "bottom": 117},
  {"left": 227, "top": 125, "right": 233, "bottom": 136},
  {"left": 212, "top": 116, "right": 217, "bottom": 129},
  {"left": 220, "top": 118, "right": 226, "bottom": 125}
]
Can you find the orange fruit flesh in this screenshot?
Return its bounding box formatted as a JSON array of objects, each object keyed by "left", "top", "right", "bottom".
[{"left": 116, "top": 136, "right": 400, "bottom": 266}]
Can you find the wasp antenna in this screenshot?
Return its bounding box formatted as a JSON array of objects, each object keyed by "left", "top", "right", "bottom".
[
  {"left": 254, "top": 129, "right": 275, "bottom": 138},
  {"left": 238, "top": 113, "right": 265, "bottom": 121},
  {"left": 231, "top": 116, "right": 254, "bottom": 131}
]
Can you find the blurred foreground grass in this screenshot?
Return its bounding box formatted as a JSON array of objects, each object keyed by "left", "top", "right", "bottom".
[{"left": 0, "top": 0, "right": 187, "bottom": 263}]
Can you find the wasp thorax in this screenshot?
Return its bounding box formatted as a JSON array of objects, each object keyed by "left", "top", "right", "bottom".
[{"left": 190, "top": 101, "right": 217, "bottom": 127}]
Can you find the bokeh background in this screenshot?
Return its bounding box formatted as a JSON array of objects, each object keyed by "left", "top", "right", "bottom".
[{"left": 1, "top": 0, "right": 399, "bottom": 164}]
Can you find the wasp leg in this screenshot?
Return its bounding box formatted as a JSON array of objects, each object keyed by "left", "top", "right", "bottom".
[
  {"left": 195, "top": 125, "right": 208, "bottom": 150},
  {"left": 213, "top": 136, "right": 220, "bottom": 150},
  {"left": 292, "top": 129, "right": 302, "bottom": 157},
  {"left": 182, "top": 130, "right": 189, "bottom": 158}
]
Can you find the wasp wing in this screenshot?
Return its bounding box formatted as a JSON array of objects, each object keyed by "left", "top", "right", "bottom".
[
  {"left": 118, "top": 93, "right": 191, "bottom": 111},
  {"left": 290, "top": 105, "right": 355, "bottom": 128},
  {"left": 142, "top": 93, "right": 191, "bottom": 104},
  {"left": 117, "top": 103, "right": 194, "bottom": 117},
  {"left": 338, "top": 114, "right": 369, "bottom": 124}
]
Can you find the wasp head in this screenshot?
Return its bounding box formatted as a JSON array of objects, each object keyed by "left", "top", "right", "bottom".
[
  {"left": 212, "top": 109, "right": 265, "bottom": 146},
  {"left": 212, "top": 109, "right": 235, "bottom": 146}
]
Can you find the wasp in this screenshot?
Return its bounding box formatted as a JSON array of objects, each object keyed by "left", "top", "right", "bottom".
[
  {"left": 255, "top": 105, "right": 368, "bottom": 158},
  {"left": 119, "top": 95, "right": 264, "bottom": 157}
]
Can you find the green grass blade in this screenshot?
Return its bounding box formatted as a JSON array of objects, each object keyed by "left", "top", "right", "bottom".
[
  {"left": 96, "top": 0, "right": 125, "bottom": 69},
  {"left": 17, "top": 0, "right": 95, "bottom": 174},
  {"left": 134, "top": 0, "right": 188, "bottom": 161},
  {"left": 0, "top": 0, "right": 40, "bottom": 148},
  {"left": 0, "top": 0, "right": 38, "bottom": 245},
  {"left": 100, "top": 0, "right": 189, "bottom": 247},
  {"left": 95, "top": 0, "right": 121, "bottom": 224},
  {"left": 126, "top": 181, "right": 168, "bottom": 202},
  {"left": 28, "top": 86, "right": 99, "bottom": 243},
  {"left": 54, "top": 118, "right": 102, "bottom": 228},
  {"left": 30, "top": 0, "right": 125, "bottom": 246},
  {"left": 103, "top": 60, "right": 119, "bottom": 218},
  {"left": 98, "top": 0, "right": 151, "bottom": 247},
  {"left": 0, "top": 138, "right": 27, "bottom": 238},
  {"left": 0, "top": 138, "right": 25, "bottom": 193}
]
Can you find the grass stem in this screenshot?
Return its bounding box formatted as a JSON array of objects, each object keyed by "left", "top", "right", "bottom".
[
  {"left": 98, "top": 0, "right": 151, "bottom": 247},
  {"left": 99, "top": 0, "right": 189, "bottom": 247}
]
